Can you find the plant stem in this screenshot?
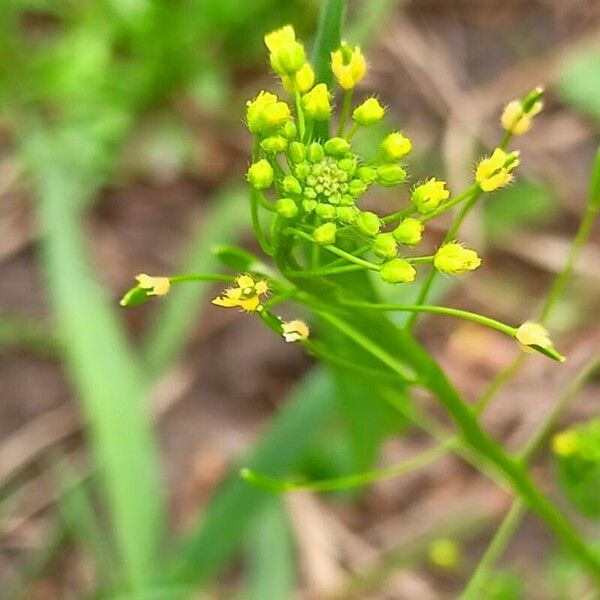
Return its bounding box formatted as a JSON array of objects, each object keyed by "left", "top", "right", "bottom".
[
  {"left": 169, "top": 274, "right": 233, "bottom": 284},
  {"left": 337, "top": 89, "right": 353, "bottom": 137}
]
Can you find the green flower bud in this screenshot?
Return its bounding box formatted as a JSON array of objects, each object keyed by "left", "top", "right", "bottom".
[
  {"left": 356, "top": 165, "right": 377, "bottom": 183},
  {"left": 352, "top": 97, "right": 385, "bottom": 126},
  {"left": 246, "top": 91, "right": 291, "bottom": 134},
  {"left": 336, "top": 206, "right": 359, "bottom": 224},
  {"left": 302, "top": 199, "right": 317, "bottom": 213},
  {"left": 303, "top": 187, "right": 317, "bottom": 199},
  {"left": 324, "top": 137, "right": 351, "bottom": 157},
  {"left": 270, "top": 40, "right": 306, "bottom": 75},
  {"left": 289, "top": 141, "right": 306, "bottom": 163},
  {"left": 348, "top": 179, "right": 368, "bottom": 197},
  {"left": 282, "top": 175, "right": 302, "bottom": 195},
  {"left": 295, "top": 162, "right": 311, "bottom": 180},
  {"left": 372, "top": 233, "right": 397, "bottom": 259},
  {"left": 247, "top": 159, "right": 274, "bottom": 189},
  {"left": 316, "top": 203, "right": 336, "bottom": 220},
  {"left": 307, "top": 142, "right": 325, "bottom": 163},
  {"left": 302, "top": 83, "right": 332, "bottom": 121},
  {"left": 381, "top": 132, "right": 412, "bottom": 160},
  {"left": 313, "top": 222, "right": 337, "bottom": 245},
  {"left": 380, "top": 258, "right": 416, "bottom": 283},
  {"left": 376, "top": 164, "right": 406, "bottom": 187},
  {"left": 338, "top": 158, "right": 357, "bottom": 175},
  {"left": 260, "top": 136, "right": 288, "bottom": 154},
  {"left": 275, "top": 198, "right": 298, "bottom": 218},
  {"left": 393, "top": 218, "right": 424, "bottom": 245},
  {"left": 340, "top": 194, "right": 355, "bottom": 206},
  {"left": 356, "top": 211, "right": 381, "bottom": 236},
  {"left": 282, "top": 120, "right": 297, "bottom": 140},
  {"left": 433, "top": 242, "right": 481, "bottom": 274}
]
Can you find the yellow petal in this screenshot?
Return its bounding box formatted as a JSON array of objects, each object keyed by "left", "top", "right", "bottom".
[
  {"left": 212, "top": 295, "right": 239, "bottom": 308},
  {"left": 236, "top": 274, "right": 255, "bottom": 288},
  {"left": 255, "top": 280, "right": 269, "bottom": 295},
  {"left": 240, "top": 296, "right": 260, "bottom": 311}
]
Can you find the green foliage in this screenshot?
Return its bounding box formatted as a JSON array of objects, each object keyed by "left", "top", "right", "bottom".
[{"left": 558, "top": 52, "right": 600, "bottom": 122}]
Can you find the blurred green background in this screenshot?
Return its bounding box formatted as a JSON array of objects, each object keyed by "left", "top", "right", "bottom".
[{"left": 0, "top": 0, "right": 599, "bottom": 598}]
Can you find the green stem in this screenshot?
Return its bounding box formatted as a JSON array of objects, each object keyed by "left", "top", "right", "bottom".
[
  {"left": 286, "top": 228, "right": 381, "bottom": 271},
  {"left": 168, "top": 274, "right": 233, "bottom": 284},
  {"left": 283, "top": 264, "right": 366, "bottom": 278},
  {"left": 293, "top": 84, "right": 306, "bottom": 141},
  {"left": 341, "top": 300, "right": 517, "bottom": 338},
  {"left": 337, "top": 89, "right": 353, "bottom": 137},
  {"left": 381, "top": 206, "right": 415, "bottom": 225},
  {"left": 241, "top": 439, "right": 455, "bottom": 493}
]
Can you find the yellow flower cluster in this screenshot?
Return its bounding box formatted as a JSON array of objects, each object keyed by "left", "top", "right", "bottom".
[{"left": 212, "top": 274, "right": 268, "bottom": 312}]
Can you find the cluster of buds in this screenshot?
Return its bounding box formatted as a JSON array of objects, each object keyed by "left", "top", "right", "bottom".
[{"left": 241, "top": 25, "right": 545, "bottom": 287}]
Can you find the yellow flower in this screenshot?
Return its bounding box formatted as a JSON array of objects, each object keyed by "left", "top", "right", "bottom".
[
  {"left": 302, "top": 83, "right": 332, "bottom": 121},
  {"left": 411, "top": 178, "right": 450, "bottom": 214},
  {"left": 282, "top": 62, "right": 315, "bottom": 93},
  {"left": 212, "top": 274, "right": 269, "bottom": 312},
  {"left": 381, "top": 132, "right": 412, "bottom": 160},
  {"left": 281, "top": 320, "right": 310, "bottom": 343},
  {"left": 500, "top": 88, "right": 543, "bottom": 135},
  {"left": 434, "top": 243, "right": 481, "bottom": 274},
  {"left": 264, "top": 25, "right": 296, "bottom": 53},
  {"left": 331, "top": 43, "right": 367, "bottom": 90},
  {"left": 475, "top": 148, "right": 520, "bottom": 192},
  {"left": 515, "top": 321, "right": 552, "bottom": 351},
  {"left": 246, "top": 91, "right": 291, "bottom": 134},
  {"left": 428, "top": 538, "right": 462, "bottom": 570},
  {"left": 135, "top": 274, "right": 170, "bottom": 296},
  {"left": 552, "top": 429, "right": 579, "bottom": 457}
]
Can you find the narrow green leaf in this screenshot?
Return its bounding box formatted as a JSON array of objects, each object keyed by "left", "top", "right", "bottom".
[{"left": 311, "top": 0, "right": 345, "bottom": 86}]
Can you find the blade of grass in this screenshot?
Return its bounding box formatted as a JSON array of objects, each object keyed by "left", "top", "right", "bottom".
[
  {"left": 245, "top": 499, "right": 295, "bottom": 600},
  {"left": 166, "top": 368, "right": 336, "bottom": 588},
  {"left": 23, "top": 130, "right": 165, "bottom": 592}
]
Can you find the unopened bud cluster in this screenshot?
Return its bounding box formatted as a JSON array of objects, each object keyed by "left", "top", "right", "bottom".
[{"left": 243, "top": 25, "right": 543, "bottom": 285}]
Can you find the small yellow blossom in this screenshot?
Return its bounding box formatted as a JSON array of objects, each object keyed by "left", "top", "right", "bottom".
[
  {"left": 434, "top": 243, "right": 481, "bottom": 275},
  {"left": 515, "top": 321, "right": 552, "bottom": 351},
  {"left": 411, "top": 178, "right": 450, "bottom": 214},
  {"left": 302, "top": 83, "right": 332, "bottom": 121},
  {"left": 282, "top": 62, "right": 315, "bottom": 93},
  {"left": 135, "top": 274, "right": 170, "bottom": 296},
  {"left": 381, "top": 132, "right": 412, "bottom": 160},
  {"left": 475, "top": 148, "right": 520, "bottom": 192},
  {"left": 501, "top": 88, "right": 543, "bottom": 135},
  {"left": 246, "top": 91, "right": 291, "bottom": 134},
  {"left": 264, "top": 25, "right": 296, "bottom": 53},
  {"left": 428, "top": 538, "right": 462, "bottom": 570},
  {"left": 552, "top": 429, "right": 579, "bottom": 457},
  {"left": 331, "top": 43, "right": 367, "bottom": 90},
  {"left": 281, "top": 320, "right": 310, "bottom": 343},
  {"left": 352, "top": 97, "right": 385, "bottom": 126},
  {"left": 212, "top": 274, "right": 268, "bottom": 312}
]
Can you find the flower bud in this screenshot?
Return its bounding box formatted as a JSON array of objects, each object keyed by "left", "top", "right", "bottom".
[
  {"left": 372, "top": 233, "right": 397, "bottom": 259},
  {"left": 282, "top": 175, "right": 302, "bottom": 195},
  {"left": 246, "top": 91, "right": 291, "bottom": 134},
  {"left": 376, "top": 164, "right": 406, "bottom": 187},
  {"left": 348, "top": 179, "right": 368, "bottom": 198},
  {"left": 340, "top": 194, "right": 354, "bottom": 206},
  {"left": 356, "top": 165, "right": 377, "bottom": 183},
  {"left": 316, "top": 203, "right": 336, "bottom": 220},
  {"left": 338, "top": 158, "right": 357, "bottom": 175},
  {"left": 331, "top": 42, "right": 367, "bottom": 90},
  {"left": 475, "top": 148, "right": 520, "bottom": 192},
  {"left": 381, "top": 132, "right": 412, "bottom": 160},
  {"left": 282, "top": 120, "right": 298, "bottom": 140},
  {"left": 356, "top": 211, "right": 381, "bottom": 236},
  {"left": 380, "top": 258, "right": 416, "bottom": 284},
  {"left": 283, "top": 62, "right": 315, "bottom": 93},
  {"left": 313, "top": 222, "right": 337, "bottom": 245},
  {"left": 324, "top": 137, "right": 351, "bottom": 157},
  {"left": 411, "top": 178, "right": 450, "bottom": 213},
  {"left": 260, "top": 135, "right": 288, "bottom": 154},
  {"left": 302, "top": 199, "right": 317, "bottom": 213},
  {"left": 302, "top": 83, "right": 332, "bottom": 121},
  {"left": 433, "top": 242, "right": 481, "bottom": 274},
  {"left": 352, "top": 97, "right": 385, "bottom": 126},
  {"left": 552, "top": 430, "right": 579, "bottom": 457},
  {"left": 307, "top": 142, "right": 325, "bottom": 163},
  {"left": 393, "top": 218, "right": 423, "bottom": 245},
  {"left": 294, "top": 162, "right": 311, "bottom": 180},
  {"left": 289, "top": 141, "right": 306, "bottom": 163},
  {"left": 269, "top": 41, "right": 306, "bottom": 75},
  {"left": 247, "top": 159, "right": 274, "bottom": 189},
  {"left": 275, "top": 198, "right": 298, "bottom": 218},
  {"left": 282, "top": 319, "right": 310, "bottom": 343},
  {"left": 336, "top": 206, "right": 358, "bottom": 224},
  {"left": 501, "top": 87, "right": 543, "bottom": 135},
  {"left": 264, "top": 25, "right": 296, "bottom": 52}
]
